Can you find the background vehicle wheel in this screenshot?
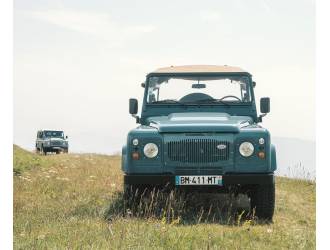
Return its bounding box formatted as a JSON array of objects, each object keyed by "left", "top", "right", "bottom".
[
  {"left": 250, "top": 183, "right": 275, "bottom": 221},
  {"left": 40, "top": 146, "right": 47, "bottom": 156}
]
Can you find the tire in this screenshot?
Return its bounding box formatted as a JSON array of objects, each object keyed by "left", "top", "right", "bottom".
[
  {"left": 41, "top": 146, "right": 47, "bottom": 156},
  {"left": 123, "top": 183, "right": 152, "bottom": 201},
  {"left": 124, "top": 184, "right": 140, "bottom": 199},
  {"left": 250, "top": 183, "right": 275, "bottom": 221},
  {"left": 123, "top": 184, "right": 132, "bottom": 200}
]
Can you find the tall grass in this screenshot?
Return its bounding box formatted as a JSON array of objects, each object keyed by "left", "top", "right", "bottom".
[
  {"left": 13, "top": 145, "right": 316, "bottom": 249},
  {"left": 105, "top": 189, "right": 256, "bottom": 226}
]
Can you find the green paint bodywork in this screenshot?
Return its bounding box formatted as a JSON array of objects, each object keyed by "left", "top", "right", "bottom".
[{"left": 122, "top": 71, "right": 276, "bottom": 176}]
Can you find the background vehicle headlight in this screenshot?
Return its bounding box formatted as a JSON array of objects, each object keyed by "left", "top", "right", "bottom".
[
  {"left": 143, "top": 143, "right": 158, "bottom": 158},
  {"left": 239, "top": 142, "right": 254, "bottom": 157}
]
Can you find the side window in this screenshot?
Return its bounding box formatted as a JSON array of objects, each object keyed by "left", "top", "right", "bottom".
[{"left": 37, "top": 132, "right": 40, "bottom": 139}]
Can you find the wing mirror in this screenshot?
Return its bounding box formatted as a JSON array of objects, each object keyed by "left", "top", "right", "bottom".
[
  {"left": 260, "top": 97, "right": 270, "bottom": 113},
  {"left": 259, "top": 97, "right": 270, "bottom": 122},
  {"left": 129, "top": 98, "right": 138, "bottom": 114},
  {"left": 129, "top": 98, "right": 140, "bottom": 123},
  {"left": 65, "top": 135, "right": 68, "bottom": 139}
]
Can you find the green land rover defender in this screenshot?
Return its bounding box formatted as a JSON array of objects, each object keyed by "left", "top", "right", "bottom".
[{"left": 122, "top": 65, "right": 276, "bottom": 220}]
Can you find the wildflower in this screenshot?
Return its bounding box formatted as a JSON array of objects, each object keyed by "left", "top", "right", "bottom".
[
  {"left": 126, "top": 209, "right": 132, "bottom": 216},
  {"left": 19, "top": 176, "right": 31, "bottom": 181},
  {"left": 56, "top": 177, "right": 69, "bottom": 181},
  {"left": 37, "top": 234, "right": 45, "bottom": 240},
  {"left": 266, "top": 228, "right": 273, "bottom": 233}
]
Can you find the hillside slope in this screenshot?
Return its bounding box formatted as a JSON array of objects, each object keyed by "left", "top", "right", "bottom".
[{"left": 13, "top": 145, "right": 315, "bottom": 249}]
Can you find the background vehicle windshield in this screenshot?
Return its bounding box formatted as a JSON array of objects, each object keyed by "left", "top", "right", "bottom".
[
  {"left": 147, "top": 75, "right": 252, "bottom": 104},
  {"left": 44, "top": 131, "right": 64, "bottom": 138}
]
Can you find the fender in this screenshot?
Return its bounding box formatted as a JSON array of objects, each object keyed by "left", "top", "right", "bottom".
[
  {"left": 121, "top": 145, "right": 127, "bottom": 172},
  {"left": 270, "top": 144, "right": 277, "bottom": 171}
]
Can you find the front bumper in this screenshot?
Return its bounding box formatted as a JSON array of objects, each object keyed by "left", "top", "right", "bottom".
[
  {"left": 124, "top": 173, "right": 274, "bottom": 186},
  {"left": 44, "top": 146, "right": 68, "bottom": 151}
]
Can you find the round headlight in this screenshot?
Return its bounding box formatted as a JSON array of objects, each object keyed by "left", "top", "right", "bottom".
[
  {"left": 239, "top": 142, "right": 254, "bottom": 157},
  {"left": 132, "top": 138, "right": 139, "bottom": 146},
  {"left": 143, "top": 143, "right": 158, "bottom": 158}
]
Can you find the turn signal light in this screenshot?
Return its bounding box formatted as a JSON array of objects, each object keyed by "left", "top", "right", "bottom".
[
  {"left": 132, "top": 152, "right": 140, "bottom": 160},
  {"left": 258, "top": 151, "right": 265, "bottom": 159}
]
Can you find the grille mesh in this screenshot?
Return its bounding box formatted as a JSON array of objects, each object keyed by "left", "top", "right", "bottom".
[
  {"left": 167, "top": 139, "right": 229, "bottom": 163},
  {"left": 51, "top": 141, "right": 62, "bottom": 146}
]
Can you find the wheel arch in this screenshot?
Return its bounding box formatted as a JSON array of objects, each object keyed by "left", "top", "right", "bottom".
[
  {"left": 121, "top": 145, "right": 128, "bottom": 172},
  {"left": 270, "top": 144, "right": 277, "bottom": 171}
]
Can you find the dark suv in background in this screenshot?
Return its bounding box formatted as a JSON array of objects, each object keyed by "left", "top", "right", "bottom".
[{"left": 36, "top": 130, "right": 69, "bottom": 155}]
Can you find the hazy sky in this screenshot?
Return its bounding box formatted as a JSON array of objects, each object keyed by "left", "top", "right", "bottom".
[{"left": 14, "top": 0, "right": 315, "bottom": 153}]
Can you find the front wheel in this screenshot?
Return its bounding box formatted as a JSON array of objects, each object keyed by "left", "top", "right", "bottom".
[{"left": 250, "top": 183, "right": 275, "bottom": 221}]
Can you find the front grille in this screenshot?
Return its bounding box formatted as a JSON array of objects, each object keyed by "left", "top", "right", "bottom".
[
  {"left": 51, "top": 140, "right": 62, "bottom": 146},
  {"left": 167, "top": 139, "right": 230, "bottom": 163}
]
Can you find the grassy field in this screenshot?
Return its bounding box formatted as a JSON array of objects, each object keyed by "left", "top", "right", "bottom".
[{"left": 13, "top": 145, "right": 316, "bottom": 249}]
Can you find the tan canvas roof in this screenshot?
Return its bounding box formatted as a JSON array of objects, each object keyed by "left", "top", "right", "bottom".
[{"left": 151, "top": 65, "right": 248, "bottom": 74}]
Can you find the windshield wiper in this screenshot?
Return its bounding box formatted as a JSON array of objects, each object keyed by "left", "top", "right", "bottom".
[{"left": 193, "top": 98, "right": 230, "bottom": 107}]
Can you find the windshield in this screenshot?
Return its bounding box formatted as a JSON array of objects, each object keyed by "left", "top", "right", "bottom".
[
  {"left": 44, "top": 131, "right": 64, "bottom": 138},
  {"left": 146, "top": 75, "right": 252, "bottom": 104}
]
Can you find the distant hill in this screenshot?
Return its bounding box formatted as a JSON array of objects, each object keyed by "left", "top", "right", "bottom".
[{"left": 272, "top": 137, "right": 315, "bottom": 180}]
